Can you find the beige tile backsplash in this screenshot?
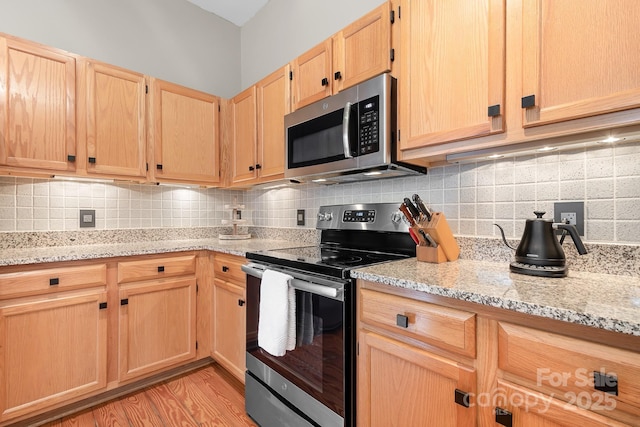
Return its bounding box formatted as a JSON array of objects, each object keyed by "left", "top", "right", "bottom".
[{"left": 0, "top": 141, "right": 639, "bottom": 244}]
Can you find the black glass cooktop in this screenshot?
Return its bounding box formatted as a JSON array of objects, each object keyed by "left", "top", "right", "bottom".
[{"left": 246, "top": 245, "right": 410, "bottom": 279}]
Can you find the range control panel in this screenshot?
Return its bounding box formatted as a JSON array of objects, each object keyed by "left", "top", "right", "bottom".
[{"left": 343, "top": 209, "right": 376, "bottom": 223}]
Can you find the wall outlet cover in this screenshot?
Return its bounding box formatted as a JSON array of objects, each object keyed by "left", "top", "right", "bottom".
[
  {"left": 80, "top": 209, "right": 96, "bottom": 228},
  {"left": 553, "top": 202, "right": 584, "bottom": 236},
  {"left": 297, "top": 209, "right": 305, "bottom": 226}
]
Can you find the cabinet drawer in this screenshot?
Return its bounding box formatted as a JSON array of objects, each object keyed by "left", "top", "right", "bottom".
[
  {"left": 213, "top": 254, "right": 246, "bottom": 284},
  {"left": 0, "top": 264, "right": 107, "bottom": 299},
  {"left": 118, "top": 255, "right": 196, "bottom": 284},
  {"left": 498, "top": 322, "right": 640, "bottom": 419},
  {"left": 360, "top": 288, "right": 476, "bottom": 358}
]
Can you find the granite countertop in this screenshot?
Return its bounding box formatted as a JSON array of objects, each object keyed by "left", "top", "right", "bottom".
[
  {"left": 351, "top": 258, "right": 640, "bottom": 337},
  {"left": 0, "top": 238, "right": 301, "bottom": 267}
]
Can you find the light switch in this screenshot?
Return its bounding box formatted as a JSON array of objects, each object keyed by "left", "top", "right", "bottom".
[{"left": 80, "top": 209, "right": 96, "bottom": 228}]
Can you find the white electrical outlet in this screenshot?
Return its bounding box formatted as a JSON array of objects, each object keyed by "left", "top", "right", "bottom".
[{"left": 561, "top": 212, "right": 577, "bottom": 225}]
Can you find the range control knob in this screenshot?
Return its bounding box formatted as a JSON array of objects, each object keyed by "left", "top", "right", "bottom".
[
  {"left": 317, "top": 212, "right": 333, "bottom": 221},
  {"left": 390, "top": 212, "right": 403, "bottom": 224}
]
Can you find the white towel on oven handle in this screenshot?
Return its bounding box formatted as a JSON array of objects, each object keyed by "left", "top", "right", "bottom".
[{"left": 258, "top": 269, "right": 296, "bottom": 357}]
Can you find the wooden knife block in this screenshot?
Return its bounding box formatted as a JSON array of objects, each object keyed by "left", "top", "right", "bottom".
[{"left": 415, "top": 212, "right": 460, "bottom": 263}]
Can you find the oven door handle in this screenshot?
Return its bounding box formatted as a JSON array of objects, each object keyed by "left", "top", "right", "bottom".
[
  {"left": 242, "top": 264, "right": 343, "bottom": 300},
  {"left": 342, "top": 102, "right": 353, "bottom": 159}
]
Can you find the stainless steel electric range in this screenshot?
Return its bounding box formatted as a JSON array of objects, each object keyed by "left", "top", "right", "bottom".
[{"left": 241, "top": 203, "right": 416, "bottom": 427}]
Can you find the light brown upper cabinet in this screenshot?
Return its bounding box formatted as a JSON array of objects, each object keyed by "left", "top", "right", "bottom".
[
  {"left": 149, "top": 78, "right": 220, "bottom": 186},
  {"left": 79, "top": 60, "right": 147, "bottom": 180},
  {"left": 230, "top": 65, "right": 290, "bottom": 186},
  {"left": 398, "top": 0, "right": 505, "bottom": 151},
  {"left": 0, "top": 35, "right": 77, "bottom": 174},
  {"left": 521, "top": 0, "right": 640, "bottom": 127},
  {"left": 292, "top": 3, "right": 392, "bottom": 111},
  {"left": 230, "top": 86, "right": 257, "bottom": 184}
]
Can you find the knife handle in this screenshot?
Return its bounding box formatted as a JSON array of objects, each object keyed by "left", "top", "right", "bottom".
[
  {"left": 399, "top": 204, "right": 416, "bottom": 226},
  {"left": 403, "top": 198, "right": 421, "bottom": 220},
  {"left": 412, "top": 194, "right": 432, "bottom": 222}
]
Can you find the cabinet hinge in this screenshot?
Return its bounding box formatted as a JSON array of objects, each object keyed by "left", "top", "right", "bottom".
[
  {"left": 289, "top": 71, "right": 293, "bottom": 80},
  {"left": 357, "top": 342, "right": 359, "bottom": 356},
  {"left": 398, "top": 6, "right": 401, "bottom": 19},
  {"left": 398, "top": 129, "right": 401, "bottom": 141},
  {"left": 218, "top": 104, "right": 221, "bottom": 112},
  {"left": 145, "top": 85, "right": 148, "bottom": 94},
  {"left": 196, "top": 283, "right": 199, "bottom": 293},
  {"left": 390, "top": 10, "right": 395, "bottom": 24},
  {"left": 196, "top": 341, "right": 199, "bottom": 350},
  {"left": 390, "top": 48, "right": 395, "bottom": 62},
  {"left": 146, "top": 163, "right": 149, "bottom": 171}
]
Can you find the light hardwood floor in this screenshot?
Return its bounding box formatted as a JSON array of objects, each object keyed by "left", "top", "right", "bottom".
[{"left": 38, "top": 364, "right": 257, "bottom": 427}]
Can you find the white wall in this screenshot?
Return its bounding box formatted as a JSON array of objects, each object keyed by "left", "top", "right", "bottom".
[
  {"left": 240, "top": 0, "right": 386, "bottom": 88},
  {"left": 0, "top": 0, "right": 241, "bottom": 98}
]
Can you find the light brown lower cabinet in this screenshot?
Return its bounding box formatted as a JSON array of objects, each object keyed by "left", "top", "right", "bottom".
[
  {"left": 211, "top": 253, "right": 247, "bottom": 383},
  {"left": 0, "top": 289, "right": 108, "bottom": 423},
  {"left": 358, "top": 330, "right": 477, "bottom": 427},
  {"left": 118, "top": 277, "right": 197, "bottom": 382},
  {"left": 357, "top": 280, "right": 640, "bottom": 427}
]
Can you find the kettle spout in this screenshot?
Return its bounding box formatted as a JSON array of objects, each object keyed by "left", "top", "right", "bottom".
[{"left": 494, "top": 224, "right": 517, "bottom": 250}]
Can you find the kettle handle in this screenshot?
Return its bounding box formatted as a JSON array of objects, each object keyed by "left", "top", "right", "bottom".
[
  {"left": 556, "top": 224, "right": 588, "bottom": 255},
  {"left": 494, "top": 224, "right": 516, "bottom": 251}
]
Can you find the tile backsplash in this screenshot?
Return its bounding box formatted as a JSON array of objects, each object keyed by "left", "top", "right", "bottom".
[{"left": 1, "top": 141, "right": 639, "bottom": 244}]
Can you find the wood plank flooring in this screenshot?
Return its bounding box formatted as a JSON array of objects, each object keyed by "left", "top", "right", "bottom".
[{"left": 40, "top": 364, "right": 257, "bottom": 427}]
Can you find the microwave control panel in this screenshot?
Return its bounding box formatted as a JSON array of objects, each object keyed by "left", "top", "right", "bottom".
[{"left": 358, "top": 96, "right": 380, "bottom": 155}]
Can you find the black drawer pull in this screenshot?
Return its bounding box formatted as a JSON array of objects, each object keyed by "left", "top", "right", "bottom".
[
  {"left": 238, "top": 299, "right": 245, "bottom": 307},
  {"left": 321, "top": 77, "right": 329, "bottom": 86},
  {"left": 255, "top": 164, "right": 262, "bottom": 169},
  {"left": 334, "top": 71, "right": 342, "bottom": 80},
  {"left": 396, "top": 314, "right": 409, "bottom": 328},
  {"left": 488, "top": 104, "right": 501, "bottom": 117},
  {"left": 156, "top": 164, "right": 163, "bottom": 170},
  {"left": 455, "top": 389, "right": 470, "bottom": 408},
  {"left": 495, "top": 408, "right": 512, "bottom": 427},
  {"left": 222, "top": 266, "right": 229, "bottom": 272},
  {"left": 521, "top": 94, "right": 535, "bottom": 108},
  {"left": 88, "top": 157, "right": 96, "bottom": 164},
  {"left": 157, "top": 265, "right": 165, "bottom": 272},
  {"left": 121, "top": 298, "right": 129, "bottom": 306},
  {"left": 249, "top": 166, "right": 255, "bottom": 171},
  {"left": 49, "top": 278, "right": 59, "bottom": 286},
  {"left": 99, "top": 302, "right": 108, "bottom": 310},
  {"left": 67, "top": 155, "right": 76, "bottom": 162},
  {"left": 594, "top": 371, "right": 618, "bottom": 395}
]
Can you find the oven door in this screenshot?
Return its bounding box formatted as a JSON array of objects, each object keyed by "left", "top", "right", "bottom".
[{"left": 242, "top": 263, "right": 354, "bottom": 427}]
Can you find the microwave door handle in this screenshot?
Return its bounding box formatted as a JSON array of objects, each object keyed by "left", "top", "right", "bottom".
[{"left": 342, "top": 102, "right": 353, "bottom": 158}]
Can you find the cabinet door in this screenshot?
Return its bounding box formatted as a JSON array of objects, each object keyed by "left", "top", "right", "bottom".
[
  {"left": 333, "top": 2, "right": 392, "bottom": 93},
  {"left": 149, "top": 78, "right": 220, "bottom": 185},
  {"left": 118, "top": 278, "right": 196, "bottom": 382},
  {"left": 256, "top": 64, "right": 290, "bottom": 183},
  {"left": 521, "top": 0, "right": 640, "bottom": 128},
  {"left": 399, "top": 0, "right": 505, "bottom": 150},
  {"left": 495, "top": 380, "right": 629, "bottom": 427},
  {"left": 0, "top": 290, "right": 107, "bottom": 422},
  {"left": 0, "top": 36, "right": 76, "bottom": 172},
  {"left": 231, "top": 86, "right": 258, "bottom": 184},
  {"left": 358, "top": 330, "right": 476, "bottom": 427},
  {"left": 84, "top": 61, "right": 146, "bottom": 179},
  {"left": 292, "top": 39, "right": 332, "bottom": 110},
  {"left": 212, "top": 278, "right": 246, "bottom": 382}
]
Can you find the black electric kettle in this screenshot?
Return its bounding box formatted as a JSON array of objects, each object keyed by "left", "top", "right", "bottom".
[{"left": 495, "top": 211, "right": 588, "bottom": 277}]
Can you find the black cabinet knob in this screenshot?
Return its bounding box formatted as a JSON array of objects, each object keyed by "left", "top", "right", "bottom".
[
  {"left": 99, "top": 302, "right": 108, "bottom": 310},
  {"left": 49, "top": 278, "right": 59, "bottom": 286},
  {"left": 488, "top": 104, "right": 501, "bottom": 117},
  {"left": 255, "top": 164, "right": 262, "bottom": 169},
  {"left": 157, "top": 265, "right": 165, "bottom": 272},
  {"left": 594, "top": 371, "right": 618, "bottom": 395},
  {"left": 495, "top": 408, "right": 513, "bottom": 427},
  {"left": 396, "top": 314, "right": 409, "bottom": 328},
  {"left": 67, "top": 155, "right": 76, "bottom": 162},
  {"left": 521, "top": 95, "right": 536, "bottom": 108},
  {"left": 238, "top": 299, "right": 245, "bottom": 306},
  {"left": 120, "top": 298, "right": 129, "bottom": 306},
  {"left": 321, "top": 77, "right": 329, "bottom": 86},
  {"left": 334, "top": 71, "right": 342, "bottom": 80},
  {"left": 88, "top": 157, "right": 96, "bottom": 164},
  {"left": 222, "top": 266, "right": 229, "bottom": 272},
  {"left": 156, "top": 164, "right": 163, "bottom": 170},
  {"left": 249, "top": 166, "right": 255, "bottom": 171}
]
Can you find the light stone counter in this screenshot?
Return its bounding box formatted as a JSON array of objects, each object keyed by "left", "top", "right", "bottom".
[
  {"left": 352, "top": 258, "right": 640, "bottom": 337},
  {"left": 0, "top": 238, "right": 302, "bottom": 267}
]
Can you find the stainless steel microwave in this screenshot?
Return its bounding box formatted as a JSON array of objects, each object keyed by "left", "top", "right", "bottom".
[{"left": 284, "top": 73, "right": 426, "bottom": 184}]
